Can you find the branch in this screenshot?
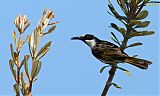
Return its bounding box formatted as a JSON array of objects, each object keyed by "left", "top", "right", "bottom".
[{"left": 101, "top": 65, "right": 117, "bottom": 96}]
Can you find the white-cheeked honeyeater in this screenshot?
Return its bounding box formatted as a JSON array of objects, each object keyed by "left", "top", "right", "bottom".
[{"left": 71, "top": 34, "right": 152, "bottom": 69}]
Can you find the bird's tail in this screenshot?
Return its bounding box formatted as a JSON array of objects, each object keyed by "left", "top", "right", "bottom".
[{"left": 124, "top": 57, "right": 152, "bottom": 69}]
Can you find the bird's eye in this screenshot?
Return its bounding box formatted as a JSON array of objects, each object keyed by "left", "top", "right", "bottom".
[{"left": 85, "top": 35, "right": 93, "bottom": 40}]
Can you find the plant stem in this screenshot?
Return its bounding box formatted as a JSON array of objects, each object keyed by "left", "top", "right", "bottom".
[
  {"left": 28, "top": 58, "right": 35, "bottom": 96},
  {"left": 101, "top": 65, "right": 117, "bottom": 96},
  {"left": 16, "top": 68, "right": 20, "bottom": 96},
  {"left": 16, "top": 51, "right": 21, "bottom": 96},
  {"left": 28, "top": 80, "right": 33, "bottom": 96}
]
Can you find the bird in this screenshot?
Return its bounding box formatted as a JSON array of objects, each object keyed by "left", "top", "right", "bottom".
[{"left": 71, "top": 34, "right": 152, "bottom": 69}]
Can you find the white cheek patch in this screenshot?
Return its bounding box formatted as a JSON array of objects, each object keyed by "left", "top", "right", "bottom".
[{"left": 85, "top": 40, "right": 96, "bottom": 48}]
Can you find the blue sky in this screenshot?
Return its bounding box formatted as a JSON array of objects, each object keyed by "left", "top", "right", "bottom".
[{"left": 0, "top": 0, "right": 159, "bottom": 96}]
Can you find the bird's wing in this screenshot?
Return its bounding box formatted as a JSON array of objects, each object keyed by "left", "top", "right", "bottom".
[
  {"left": 95, "top": 41, "right": 124, "bottom": 56},
  {"left": 101, "top": 41, "right": 127, "bottom": 55},
  {"left": 92, "top": 41, "right": 127, "bottom": 62},
  {"left": 102, "top": 41, "right": 119, "bottom": 48}
]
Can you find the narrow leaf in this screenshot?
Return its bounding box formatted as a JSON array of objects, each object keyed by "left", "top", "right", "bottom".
[
  {"left": 20, "top": 72, "right": 25, "bottom": 87},
  {"left": 111, "top": 37, "right": 119, "bottom": 44},
  {"left": 39, "top": 47, "right": 50, "bottom": 59},
  {"left": 117, "top": 67, "right": 131, "bottom": 76},
  {"left": 31, "top": 60, "right": 39, "bottom": 79},
  {"left": 124, "top": 70, "right": 131, "bottom": 76},
  {"left": 34, "top": 61, "right": 42, "bottom": 78},
  {"left": 111, "top": 23, "right": 118, "bottom": 30},
  {"left": 10, "top": 43, "right": 16, "bottom": 63},
  {"left": 9, "top": 59, "right": 16, "bottom": 78},
  {"left": 129, "top": 20, "right": 141, "bottom": 26},
  {"left": 111, "top": 32, "right": 120, "bottom": 46},
  {"left": 36, "top": 41, "right": 52, "bottom": 59},
  {"left": 9, "top": 59, "right": 14, "bottom": 68},
  {"left": 43, "top": 26, "right": 56, "bottom": 36},
  {"left": 118, "top": 28, "right": 126, "bottom": 36},
  {"left": 135, "top": 10, "right": 148, "bottom": 20},
  {"left": 132, "top": 55, "right": 138, "bottom": 57},
  {"left": 134, "top": 21, "right": 150, "bottom": 28},
  {"left": 48, "top": 25, "right": 56, "bottom": 33},
  {"left": 110, "top": 23, "right": 126, "bottom": 36},
  {"left": 100, "top": 65, "right": 110, "bottom": 73},
  {"left": 24, "top": 56, "right": 30, "bottom": 80},
  {"left": 130, "top": 31, "right": 155, "bottom": 38},
  {"left": 127, "top": 42, "right": 143, "bottom": 48},
  {"left": 108, "top": 4, "right": 120, "bottom": 18},
  {"left": 12, "top": 31, "right": 17, "bottom": 44},
  {"left": 13, "top": 84, "right": 19, "bottom": 94},
  {"left": 28, "top": 36, "right": 33, "bottom": 58},
  {"left": 112, "top": 83, "right": 122, "bottom": 89}
]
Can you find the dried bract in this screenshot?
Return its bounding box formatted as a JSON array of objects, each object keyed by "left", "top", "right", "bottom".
[{"left": 14, "top": 15, "right": 30, "bottom": 34}]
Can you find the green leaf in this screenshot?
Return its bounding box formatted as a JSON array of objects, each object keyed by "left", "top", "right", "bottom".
[
  {"left": 13, "top": 84, "right": 19, "bottom": 94},
  {"left": 132, "top": 55, "right": 138, "bottom": 58},
  {"left": 108, "top": 4, "right": 120, "bottom": 18},
  {"left": 9, "top": 59, "right": 16, "bottom": 78},
  {"left": 117, "top": 67, "right": 131, "bottom": 76},
  {"left": 31, "top": 60, "right": 39, "bottom": 79},
  {"left": 21, "top": 82, "right": 28, "bottom": 95},
  {"left": 111, "top": 23, "right": 118, "bottom": 30},
  {"left": 12, "top": 31, "right": 17, "bottom": 44},
  {"left": 30, "top": 31, "right": 39, "bottom": 56},
  {"left": 20, "top": 72, "right": 28, "bottom": 95},
  {"left": 39, "top": 47, "right": 50, "bottom": 59},
  {"left": 110, "top": 23, "right": 126, "bottom": 36},
  {"left": 135, "top": 10, "right": 148, "bottom": 20},
  {"left": 100, "top": 65, "right": 110, "bottom": 73},
  {"left": 124, "top": 70, "right": 131, "bottom": 76},
  {"left": 112, "top": 83, "right": 122, "bottom": 89},
  {"left": 10, "top": 43, "right": 16, "bottom": 63},
  {"left": 129, "top": 20, "right": 141, "bottom": 26},
  {"left": 34, "top": 61, "right": 42, "bottom": 78},
  {"left": 28, "top": 36, "right": 33, "bottom": 58},
  {"left": 24, "top": 56, "right": 30, "bottom": 80},
  {"left": 127, "top": 42, "right": 143, "bottom": 48},
  {"left": 31, "top": 60, "right": 42, "bottom": 79},
  {"left": 48, "top": 25, "right": 56, "bottom": 33},
  {"left": 134, "top": 21, "right": 150, "bottom": 28},
  {"left": 36, "top": 41, "right": 52, "bottom": 59},
  {"left": 118, "top": 28, "right": 126, "bottom": 36},
  {"left": 43, "top": 26, "right": 56, "bottom": 36},
  {"left": 21, "top": 55, "right": 30, "bottom": 68},
  {"left": 111, "top": 32, "right": 120, "bottom": 46},
  {"left": 20, "top": 72, "right": 25, "bottom": 87},
  {"left": 9, "top": 59, "right": 14, "bottom": 68},
  {"left": 111, "top": 37, "right": 119, "bottom": 44},
  {"left": 130, "top": 31, "right": 155, "bottom": 38}
]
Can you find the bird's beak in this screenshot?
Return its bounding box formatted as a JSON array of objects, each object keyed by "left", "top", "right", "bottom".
[{"left": 71, "top": 36, "right": 83, "bottom": 40}]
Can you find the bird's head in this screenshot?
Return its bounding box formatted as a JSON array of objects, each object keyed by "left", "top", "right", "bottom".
[{"left": 71, "top": 34, "right": 99, "bottom": 48}]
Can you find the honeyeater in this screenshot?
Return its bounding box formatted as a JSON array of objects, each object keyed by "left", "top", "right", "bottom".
[{"left": 71, "top": 34, "right": 152, "bottom": 69}]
